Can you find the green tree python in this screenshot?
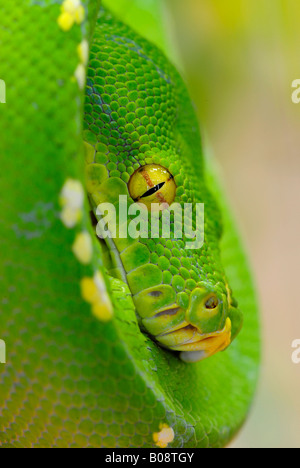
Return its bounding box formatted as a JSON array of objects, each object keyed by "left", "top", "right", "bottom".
[{"left": 0, "top": 0, "right": 260, "bottom": 448}]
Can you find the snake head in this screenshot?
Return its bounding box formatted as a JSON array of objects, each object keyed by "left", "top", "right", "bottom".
[
  {"left": 151, "top": 282, "right": 243, "bottom": 363},
  {"left": 84, "top": 14, "right": 245, "bottom": 365}
]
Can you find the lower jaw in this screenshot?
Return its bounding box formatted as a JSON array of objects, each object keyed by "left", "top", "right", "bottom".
[{"left": 156, "top": 317, "right": 232, "bottom": 360}]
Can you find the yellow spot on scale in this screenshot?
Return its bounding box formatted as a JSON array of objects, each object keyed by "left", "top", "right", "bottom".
[
  {"left": 74, "top": 63, "right": 86, "bottom": 90},
  {"left": 80, "top": 272, "right": 113, "bottom": 322},
  {"left": 60, "top": 179, "right": 84, "bottom": 228},
  {"left": 73, "top": 40, "right": 89, "bottom": 89},
  {"left": 78, "top": 39, "right": 89, "bottom": 66},
  {"left": 72, "top": 232, "right": 93, "bottom": 265},
  {"left": 58, "top": 12, "right": 74, "bottom": 31},
  {"left": 58, "top": 0, "right": 85, "bottom": 32},
  {"left": 153, "top": 424, "right": 174, "bottom": 449}
]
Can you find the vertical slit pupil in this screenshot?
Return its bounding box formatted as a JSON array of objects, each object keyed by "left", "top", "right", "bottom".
[{"left": 141, "top": 181, "right": 165, "bottom": 199}]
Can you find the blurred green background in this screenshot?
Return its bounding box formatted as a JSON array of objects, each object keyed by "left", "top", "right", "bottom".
[{"left": 104, "top": 0, "right": 300, "bottom": 448}]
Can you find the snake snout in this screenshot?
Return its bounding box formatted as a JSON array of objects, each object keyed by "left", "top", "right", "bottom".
[
  {"left": 185, "top": 285, "right": 227, "bottom": 335},
  {"left": 139, "top": 284, "right": 233, "bottom": 361}
]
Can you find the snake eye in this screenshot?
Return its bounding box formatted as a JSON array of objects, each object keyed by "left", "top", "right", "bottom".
[
  {"left": 128, "top": 164, "right": 176, "bottom": 211},
  {"left": 205, "top": 295, "right": 219, "bottom": 310}
]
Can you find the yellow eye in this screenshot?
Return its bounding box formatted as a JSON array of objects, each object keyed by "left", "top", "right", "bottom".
[{"left": 128, "top": 164, "right": 176, "bottom": 210}]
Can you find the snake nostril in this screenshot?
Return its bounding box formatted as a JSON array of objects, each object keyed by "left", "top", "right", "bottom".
[{"left": 205, "top": 295, "right": 219, "bottom": 310}]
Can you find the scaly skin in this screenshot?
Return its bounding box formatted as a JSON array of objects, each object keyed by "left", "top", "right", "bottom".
[{"left": 0, "top": 0, "right": 260, "bottom": 448}]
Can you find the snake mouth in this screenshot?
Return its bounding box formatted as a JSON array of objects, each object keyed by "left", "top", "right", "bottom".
[{"left": 156, "top": 317, "right": 232, "bottom": 361}]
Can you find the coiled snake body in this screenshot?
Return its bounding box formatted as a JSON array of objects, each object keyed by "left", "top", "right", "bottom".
[{"left": 0, "top": 1, "right": 260, "bottom": 448}]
